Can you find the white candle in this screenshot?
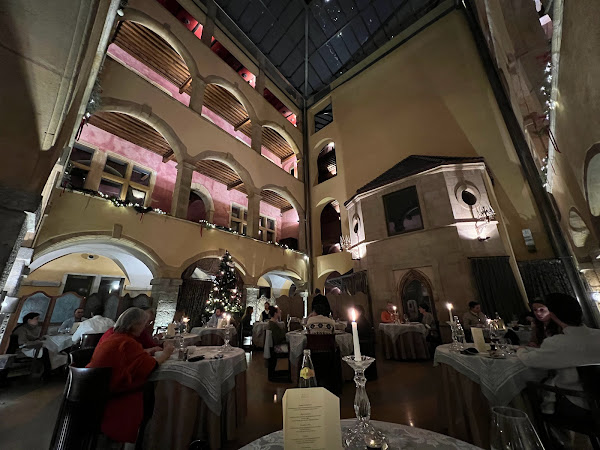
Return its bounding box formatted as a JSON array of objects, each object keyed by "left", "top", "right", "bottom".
[
  {"left": 350, "top": 309, "right": 362, "bottom": 360},
  {"left": 446, "top": 303, "right": 453, "bottom": 323}
]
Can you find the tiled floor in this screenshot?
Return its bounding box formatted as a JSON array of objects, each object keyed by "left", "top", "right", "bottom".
[{"left": 0, "top": 348, "right": 442, "bottom": 449}]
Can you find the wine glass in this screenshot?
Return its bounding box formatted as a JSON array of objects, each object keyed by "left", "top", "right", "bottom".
[{"left": 490, "top": 407, "right": 545, "bottom": 450}]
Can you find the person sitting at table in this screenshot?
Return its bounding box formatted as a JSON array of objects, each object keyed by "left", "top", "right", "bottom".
[
  {"left": 87, "top": 307, "right": 174, "bottom": 444},
  {"left": 462, "top": 301, "right": 487, "bottom": 330},
  {"left": 380, "top": 302, "right": 397, "bottom": 323},
  {"left": 517, "top": 293, "right": 600, "bottom": 416},
  {"left": 241, "top": 306, "right": 253, "bottom": 333},
  {"left": 207, "top": 305, "right": 225, "bottom": 327},
  {"left": 58, "top": 308, "right": 84, "bottom": 333},
  {"left": 418, "top": 304, "right": 435, "bottom": 328},
  {"left": 528, "top": 298, "right": 560, "bottom": 348},
  {"left": 310, "top": 289, "right": 331, "bottom": 317},
  {"left": 98, "top": 308, "right": 162, "bottom": 355},
  {"left": 72, "top": 305, "right": 114, "bottom": 345},
  {"left": 9, "top": 312, "right": 52, "bottom": 380},
  {"left": 268, "top": 306, "right": 286, "bottom": 345},
  {"left": 261, "top": 302, "right": 271, "bottom": 322},
  {"left": 307, "top": 303, "right": 335, "bottom": 334}
]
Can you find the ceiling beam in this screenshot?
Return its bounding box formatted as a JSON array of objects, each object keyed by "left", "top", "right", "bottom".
[
  {"left": 179, "top": 76, "right": 192, "bottom": 94},
  {"left": 281, "top": 153, "right": 296, "bottom": 163},
  {"left": 162, "top": 150, "right": 174, "bottom": 163},
  {"left": 233, "top": 117, "right": 250, "bottom": 131},
  {"left": 227, "top": 179, "right": 244, "bottom": 190}
]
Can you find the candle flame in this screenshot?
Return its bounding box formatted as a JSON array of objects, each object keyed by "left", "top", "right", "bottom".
[
  {"left": 446, "top": 303, "right": 453, "bottom": 310},
  {"left": 350, "top": 308, "right": 357, "bottom": 322}
]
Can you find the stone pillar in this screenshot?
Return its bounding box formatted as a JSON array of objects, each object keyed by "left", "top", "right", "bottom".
[
  {"left": 151, "top": 278, "right": 183, "bottom": 327},
  {"left": 296, "top": 157, "right": 304, "bottom": 182},
  {"left": 300, "top": 291, "right": 308, "bottom": 318},
  {"left": 189, "top": 78, "right": 206, "bottom": 115},
  {"left": 0, "top": 187, "right": 40, "bottom": 292},
  {"left": 3, "top": 247, "right": 33, "bottom": 297},
  {"left": 171, "top": 162, "right": 194, "bottom": 218},
  {"left": 255, "top": 68, "right": 266, "bottom": 96},
  {"left": 251, "top": 122, "right": 262, "bottom": 154},
  {"left": 298, "top": 217, "right": 307, "bottom": 252},
  {"left": 200, "top": 0, "right": 217, "bottom": 47},
  {"left": 244, "top": 284, "right": 260, "bottom": 322},
  {"left": 246, "top": 191, "right": 262, "bottom": 239}
]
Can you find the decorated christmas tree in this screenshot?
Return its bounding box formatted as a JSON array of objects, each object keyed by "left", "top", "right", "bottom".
[{"left": 205, "top": 250, "right": 243, "bottom": 319}]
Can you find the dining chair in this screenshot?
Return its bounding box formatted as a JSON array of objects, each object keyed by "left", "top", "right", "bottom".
[
  {"left": 527, "top": 365, "right": 600, "bottom": 450},
  {"left": 306, "top": 333, "right": 342, "bottom": 396},
  {"left": 68, "top": 348, "right": 95, "bottom": 368},
  {"left": 49, "top": 365, "right": 112, "bottom": 450},
  {"left": 80, "top": 333, "right": 104, "bottom": 349},
  {"left": 265, "top": 330, "right": 291, "bottom": 382}
]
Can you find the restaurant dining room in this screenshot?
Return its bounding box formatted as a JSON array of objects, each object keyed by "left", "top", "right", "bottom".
[{"left": 1, "top": 0, "right": 600, "bottom": 449}]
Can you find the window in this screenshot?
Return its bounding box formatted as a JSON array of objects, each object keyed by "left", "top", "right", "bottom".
[
  {"left": 98, "top": 179, "right": 123, "bottom": 198},
  {"left": 126, "top": 187, "right": 146, "bottom": 204},
  {"left": 63, "top": 275, "right": 95, "bottom": 297},
  {"left": 104, "top": 156, "right": 128, "bottom": 178},
  {"left": 259, "top": 215, "right": 276, "bottom": 242},
  {"left": 130, "top": 166, "right": 151, "bottom": 186},
  {"left": 317, "top": 142, "right": 337, "bottom": 183},
  {"left": 230, "top": 204, "right": 247, "bottom": 235},
  {"left": 314, "top": 102, "right": 333, "bottom": 132},
  {"left": 62, "top": 143, "right": 95, "bottom": 189},
  {"left": 383, "top": 186, "right": 423, "bottom": 236}
]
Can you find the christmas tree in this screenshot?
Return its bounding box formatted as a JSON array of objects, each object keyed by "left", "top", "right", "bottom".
[{"left": 205, "top": 250, "right": 243, "bottom": 319}]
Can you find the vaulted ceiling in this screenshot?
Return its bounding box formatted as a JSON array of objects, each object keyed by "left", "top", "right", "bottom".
[{"left": 207, "top": 0, "right": 444, "bottom": 97}]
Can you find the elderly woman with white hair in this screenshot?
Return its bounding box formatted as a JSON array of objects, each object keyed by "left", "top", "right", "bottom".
[{"left": 87, "top": 307, "right": 174, "bottom": 444}]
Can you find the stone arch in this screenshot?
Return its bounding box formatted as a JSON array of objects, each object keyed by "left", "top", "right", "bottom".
[
  {"left": 203, "top": 75, "right": 258, "bottom": 123},
  {"left": 260, "top": 184, "right": 304, "bottom": 217},
  {"left": 262, "top": 121, "right": 300, "bottom": 156},
  {"left": 189, "top": 182, "right": 215, "bottom": 222},
  {"left": 121, "top": 8, "right": 201, "bottom": 86},
  {"left": 312, "top": 137, "right": 335, "bottom": 156},
  {"left": 397, "top": 269, "right": 436, "bottom": 321},
  {"left": 99, "top": 97, "right": 187, "bottom": 162},
  {"left": 257, "top": 266, "right": 303, "bottom": 282},
  {"left": 584, "top": 143, "right": 600, "bottom": 217},
  {"left": 189, "top": 150, "right": 257, "bottom": 193},
  {"left": 177, "top": 249, "right": 249, "bottom": 280}
]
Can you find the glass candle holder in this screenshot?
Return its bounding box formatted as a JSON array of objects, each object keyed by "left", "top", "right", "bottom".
[
  {"left": 221, "top": 325, "right": 233, "bottom": 351},
  {"left": 342, "top": 355, "right": 389, "bottom": 449}
]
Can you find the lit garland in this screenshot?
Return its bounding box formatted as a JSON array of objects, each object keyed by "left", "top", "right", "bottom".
[
  {"left": 538, "top": 61, "right": 556, "bottom": 189},
  {"left": 66, "top": 185, "right": 166, "bottom": 215}
]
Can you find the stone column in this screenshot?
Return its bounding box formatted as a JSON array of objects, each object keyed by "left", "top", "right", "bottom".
[
  {"left": 246, "top": 191, "right": 262, "bottom": 239},
  {"left": 298, "top": 217, "right": 307, "bottom": 252},
  {"left": 251, "top": 122, "right": 262, "bottom": 154},
  {"left": 171, "top": 162, "right": 194, "bottom": 218},
  {"left": 255, "top": 67, "right": 266, "bottom": 96},
  {"left": 200, "top": 0, "right": 217, "bottom": 47},
  {"left": 151, "top": 278, "right": 183, "bottom": 327},
  {"left": 243, "top": 284, "right": 260, "bottom": 322},
  {"left": 296, "top": 157, "right": 304, "bottom": 182},
  {"left": 189, "top": 78, "right": 206, "bottom": 115}
]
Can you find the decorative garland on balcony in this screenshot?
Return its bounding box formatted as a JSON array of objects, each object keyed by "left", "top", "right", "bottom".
[
  {"left": 197, "top": 220, "right": 296, "bottom": 251},
  {"left": 67, "top": 186, "right": 167, "bottom": 215}
]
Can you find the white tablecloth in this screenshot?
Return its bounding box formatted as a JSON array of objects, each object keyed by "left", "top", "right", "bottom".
[
  {"left": 252, "top": 321, "right": 285, "bottom": 348},
  {"left": 162, "top": 333, "right": 201, "bottom": 345},
  {"left": 43, "top": 334, "right": 74, "bottom": 353},
  {"left": 190, "top": 327, "right": 237, "bottom": 345},
  {"left": 379, "top": 322, "right": 428, "bottom": 340},
  {"left": 240, "top": 419, "right": 481, "bottom": 449},
  {"left": 286, "top": 330, "right": 353, "bottom": 362},
  {"left": 150, "top": 346, "right": 246, "bottom": 415},
  {"left": 433, "top": 344, "right": 545, "bottom": 406}
]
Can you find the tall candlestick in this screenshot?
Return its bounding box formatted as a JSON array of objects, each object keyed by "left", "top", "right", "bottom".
[
  {"left": 350, "top": 308, "right": 362, "bottom": 360},
  {"left": 446, "top": 303, "right": 453, "bottom": 323}
]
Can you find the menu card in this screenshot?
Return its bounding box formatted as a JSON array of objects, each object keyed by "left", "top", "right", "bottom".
[
  {"left": 283, "top": 387, "right": 342, "bottom": 449},
  {"left": 472, "top": 327, "right": 487, "bottom": 353}
]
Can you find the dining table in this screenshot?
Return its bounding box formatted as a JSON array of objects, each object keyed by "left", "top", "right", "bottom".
[
  {"left": 434, "top": 344, "right": 546, "bottom": 448},
  {"left": 190, "top": 326, "right": 238, "bottom": 346},
  {"left": 17, "top": 334, "right": 72, "bottom": 370},
  {"left": 379, "top": 322, "right": 430, "bottom": 360},
  {"left": 240, "top": 419, "right": 482, "bottom": 449},
  {"left": 144, "top": 346, "right": 247, "bottom": 450},
  {"left": 286, "top": 329, "right": 354, "bottom": 384},
  {"left": 252, "top": 321, "right": 285, "bottom": 348}
]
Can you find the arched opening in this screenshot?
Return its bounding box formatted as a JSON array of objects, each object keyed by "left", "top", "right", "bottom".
[
  {"left": 317, "top": 142, "right": 337, "bottom": 184},
  {"left": 259, "top": 187, "right": 303, "bottom": 249},
  {"left": 320, "top": 200, "right": 342, "bottom": 255},
  {"left": 399, "top": 270, "right": 436, "bottom": 322},
  {"left": 324, "top": 271, "right": 342, "bottom": 295},
  {"left": 109, "top": 19, "right": 198, "bottom": 108},
  {"left": 187, "top": 191, "right": 207, "bottom": 222},
  {"left": 585, "top": 143, "right": 600, "bottom": 216},
  {"left": 255, "top": 268, "right": 303, "bottom": 320}
]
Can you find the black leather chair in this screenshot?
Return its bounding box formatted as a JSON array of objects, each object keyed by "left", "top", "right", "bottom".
[
  {"left": 266, "top": 330, "right": 291, "bottom": 382},
  {"left": 68, "top": 348, "right": 95, "bottom": 368},
  {"left": 80, "top": 333, "right": 104, "bottom": 349},
  {"left": 306, "top": 333, "right": 342, "bottom": 396},
  {"left": 49, "top": 366, "right": 112, "bottom": 450},
  {"left": 527, "top": 365, "right": 600, "bottom": 450}
]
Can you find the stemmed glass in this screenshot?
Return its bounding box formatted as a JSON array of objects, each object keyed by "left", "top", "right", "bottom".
[
  {"left": 222, "top": 325, "right": 233, "bottom": 351},
  {"left": 490, "top": 407, "right": 545, "bottom": 450}
]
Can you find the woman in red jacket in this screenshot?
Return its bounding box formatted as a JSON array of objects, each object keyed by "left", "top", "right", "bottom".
[{"left": 87, "top": 307, "right": 174, "bottom": 443}]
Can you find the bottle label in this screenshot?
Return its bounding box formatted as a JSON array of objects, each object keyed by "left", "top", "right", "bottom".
[{"left": 300, "top": 367, "right": 315, "bottom": 380}]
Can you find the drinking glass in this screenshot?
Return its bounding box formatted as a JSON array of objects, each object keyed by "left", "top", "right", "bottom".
[{"left": 490, "top": 407, "right": 545, "bottom": 450}]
